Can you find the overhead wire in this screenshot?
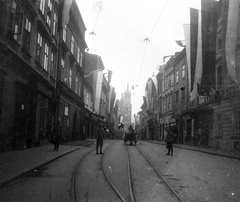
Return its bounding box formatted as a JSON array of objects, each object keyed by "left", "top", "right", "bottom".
[
  {"left": 89, "top": 0, "right": 104, "bottom": 54},
  {"left": 148, "top": 0, "right": 170, "bottom": 39},
  {"left": 132, "top": 0, "right": 170, "bottom": 106}
]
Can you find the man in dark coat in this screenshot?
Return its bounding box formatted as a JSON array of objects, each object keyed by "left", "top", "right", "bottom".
[
  {"left": 53, "top": 120, "right": 62, "bottom": 151},
  {"left": 165, "top": 127, "right": 174, "bottom": 156},
  {"left": 96, "top": 127, "right": 104, "bottom": 154}
]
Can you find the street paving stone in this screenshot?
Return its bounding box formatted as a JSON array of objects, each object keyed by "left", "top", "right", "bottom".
[{"left": 1, "top": 139, "right": 240, "bottom": 187}]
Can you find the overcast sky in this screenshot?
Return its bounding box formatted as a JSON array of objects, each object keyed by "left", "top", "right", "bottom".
[{"left": 76, "top": 0, "right": 201, "bottom": 115}]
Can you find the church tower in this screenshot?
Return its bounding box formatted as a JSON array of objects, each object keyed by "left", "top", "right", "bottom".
[{"left": 118, "top": 82, "right": 132, "bottom": 130}]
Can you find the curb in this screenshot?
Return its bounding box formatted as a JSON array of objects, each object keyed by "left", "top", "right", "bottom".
[
  {"left": 148, "top": 141, "right": 240, "bottom": 160},
  {"left": 0, "top": 142, "right": 94, "bottom": 187}
]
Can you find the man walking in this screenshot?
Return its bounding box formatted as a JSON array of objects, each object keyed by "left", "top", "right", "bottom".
[
  {"left": 165, "top": 127, "right": 174, "bottom": 156},
  {"left": 96, "top": 127, "right": 104, "bottom": 154}
]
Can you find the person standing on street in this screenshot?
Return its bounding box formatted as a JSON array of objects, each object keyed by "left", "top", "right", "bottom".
[
  {"left": 96, "top": 127, "right": 104, "bottom": 154},
  {"left": 53, "top": 120, "right": 62, "bottom": 151},
  {"left": 165, "top": 127, "right": 174, "bottom": 156}
]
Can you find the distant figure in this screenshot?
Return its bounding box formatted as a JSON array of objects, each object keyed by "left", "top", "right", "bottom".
[
  {"left": 96, "top": 127, "right": 104, "bottom": 154},
  {"left": 53, "top": 120, "right": 62, "bottom": 151},
  {"left": 128, "top": 125, "right": 134, "bottom": 133},
  {"left": 165, "top": 127, "right": 174, "bottom": 156}
]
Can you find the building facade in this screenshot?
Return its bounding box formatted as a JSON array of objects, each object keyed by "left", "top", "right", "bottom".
[
  {"left": 0, "top": 0, "right": 89, "bottom": 150},
  {"left": 58, "top": 0, "right": 87, "bottom": 141},
  {"left": 0, "top": 0, "right": 61, "bottom": 150}
]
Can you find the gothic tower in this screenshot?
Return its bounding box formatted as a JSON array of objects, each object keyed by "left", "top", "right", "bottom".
[{"left": 118, "top": 82, "right": 132, "bottom": 130}]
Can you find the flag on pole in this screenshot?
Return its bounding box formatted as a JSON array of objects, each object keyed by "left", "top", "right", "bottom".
[
  {"left": 62, "top": 0, "right": 73, "bottom": 28},
  {"left": 92, "top": 70, "right": 103, "bottom": 114},
  {"left": 225, "top": 0, "right": 239, "bottom": 83}
]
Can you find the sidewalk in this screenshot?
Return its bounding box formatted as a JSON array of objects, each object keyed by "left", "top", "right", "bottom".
[
  {"left": 0, "top": 139, "right": 95, "bottom": 187},
  {"left": 149, "top": 140, "right": 240, "bottom": 160}
]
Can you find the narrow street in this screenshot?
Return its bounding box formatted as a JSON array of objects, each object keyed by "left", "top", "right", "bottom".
[{"left": 0, "top": 140, "right": 240, "bottom": 202}]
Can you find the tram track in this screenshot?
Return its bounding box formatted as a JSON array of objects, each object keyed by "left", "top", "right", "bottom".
[
  {"left": 70, "top": 146, "right": 96, "bottom": 202},
  {"left": 135, "top": 144, "right": 184, "bottom": 202},
  {"left": 70, "top": 140, "right": 184, "bottom": 202}
]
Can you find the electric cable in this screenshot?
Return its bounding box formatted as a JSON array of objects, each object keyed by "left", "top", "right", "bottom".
[{"left": 148, "top": 0, "right": 170, "bottom": 39}]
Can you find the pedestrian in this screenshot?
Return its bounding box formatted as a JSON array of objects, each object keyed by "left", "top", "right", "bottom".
[
  {"left": 165, "top": 127, "right": 174, "bottom": 156},
  {"left": 96, "top": 127, "right": 104, "bottom": 154},
  {"left": 53, "top": 120, "right": 62, "bottom": 151}
]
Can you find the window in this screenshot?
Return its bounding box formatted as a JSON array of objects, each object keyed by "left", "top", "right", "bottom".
[
  {"left": 61, "top": 58, "right": 65, "bottom": 81},
  {"left": 69, "top": 69, "right": 72, "bottom": 88},
  {"left": 217, "top": 30, "right": 222, "bottom": 51},
  {"left": 78, "top": 77, "right": 81, "bottom": 96},
  {"left": 50, "top": 52, "right": 55, "bottom": 77},
  {"left": 53, "top": 12, "right": 57, "bottom": 36},
  {"left": 46, "top": 0, "right": 52, "bottom": 27},
  {"left": 43, "top": 43, "right": 49, "bottom": 70},
  {"left": 182, "top": 88, "right": 185, "bottom": 108},
  {"left": 36, "top": 33, "right": 43, "bottom": 63},
  {"left": 171, "top": 74, "right": 174, "bottom": 86},
  {"left": 175, "top": 91, "right": 179, "bottom": 109},
  {"left": 80, "top": 52, "right": 83, "bottom": 67},
  {"left": 23, "top": 17, "right": 31, "bottom": 50},
  {"left": 64, "top": 105, "right": 69, "bottom": 116},
  {"left": 77, "top": 47, "right": 80, "bottom": 63},
  {"left": 234, "top": 110, "right": 240, "bottom": 136},
  {"left": 168, "top": 97, "right": 171, "bottom": 111},
  {"left": 11, "top": 1, "right": 22, "bottom": 41},
  {"left": 40, "top": 0, "right": 46, "bottom": 15},
  {"left": 62, "top": 25, "right": 66, "bottom": 42},
  {"left": 75, "top": 77, "right": 78, "bottom": 94},
  {"left": 71, "top": 35, "right": 74, "bottom": 54},
  {"left": 182, "top": 64, "right": 185, "bottom": 79},
  {"left": 163, "top": 98, "right": 166, "bottom": 113},
  {"left": 176, "top": 70, "right": 179, "bottom": 83}
]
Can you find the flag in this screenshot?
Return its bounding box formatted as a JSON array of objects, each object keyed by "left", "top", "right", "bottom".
[
  {"left": 190, "top": 8, "right": 202, "bottom": 101},
  {"left": 190, "top": 8, "right": 199, "bottom": 94},
  {"left": 225, "top": 0, "right": 239, "bottom": 83},
  {"left": 183, "top": 24, "right": 191, "bottom": 95},
  {"left": 145, "top": 78, "right": 154, "bottom": 113},
  {"left": 151, "top": 75, "right": 158, "bottom": 95},
  {"left": 92, "top": 70, "right": 103, "bottom": 114},
  {"left": 108, "top": 70, "right": 113, "bottom": 85},
  {"left": 198, "top": 0, "right": 218, "bottom": 96},
  {"left": 108, "top": 86, "right": 116, "bottom": 114},
  {"left": 62, "top": 0, "right": 73, "bottom": 28}
]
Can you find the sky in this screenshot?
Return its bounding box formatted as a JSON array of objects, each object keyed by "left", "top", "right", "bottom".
[{"left": 76, "top": 0, "right": 201, "bottom": 115}]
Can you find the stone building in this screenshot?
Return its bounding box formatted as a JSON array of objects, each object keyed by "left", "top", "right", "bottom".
[
  {"left": 0, "top": 0, "right": 61, "bottom": 150},
  {"left": 0, "top": 0, "right": 88, "bottom": 150}
]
